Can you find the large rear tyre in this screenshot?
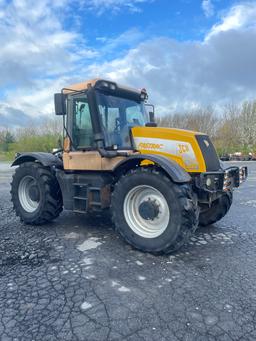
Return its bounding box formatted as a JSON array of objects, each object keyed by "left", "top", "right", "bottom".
[
  {"left": 111, "top": 167, "right": 199, "bottom": 254},
  {"left": 199, "top": 192, "right": 232, "bottom": 227},
  {"left": 11, "top": 162, "right": 63, "bottom": 225}
]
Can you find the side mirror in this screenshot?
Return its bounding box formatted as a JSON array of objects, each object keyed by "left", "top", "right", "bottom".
[
  {"left": 145, "top": 104, "right": 157, "bottom": 127},
  {"left": 54, "top": 93, "right": 66, "bottom": 115},
  {"left": 149, "top": 111, "right": 155, "bottom": 123}
]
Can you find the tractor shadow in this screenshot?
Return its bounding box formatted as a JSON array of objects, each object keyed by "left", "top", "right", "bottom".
[{"left": 51, "top": 209, "right": 115, "bottom": 238}]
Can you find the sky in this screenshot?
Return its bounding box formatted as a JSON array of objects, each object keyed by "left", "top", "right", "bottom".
[{"left": 0, "top": 0, "right": 256, "bottom": 127}]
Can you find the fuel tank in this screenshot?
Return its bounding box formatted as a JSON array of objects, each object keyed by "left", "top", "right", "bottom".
[{"left": 131, "top": 126, "right": 220, "bottom": 173}]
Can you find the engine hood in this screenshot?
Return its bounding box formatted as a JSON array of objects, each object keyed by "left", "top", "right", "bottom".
[{"left": 131, "top": 126, "right": 220, "bottom": 173}]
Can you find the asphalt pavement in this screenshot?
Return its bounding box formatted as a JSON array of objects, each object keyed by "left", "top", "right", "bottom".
[{"left": 0, "top": 161, "right": 256, "bottom": 341}]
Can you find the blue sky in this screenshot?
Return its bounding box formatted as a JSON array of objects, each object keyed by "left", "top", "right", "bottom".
[
  {"left": 62, "top": 0, "right": 238, "bottom": 62},
  {"left": 0, "top": 0, "right": 256, "bottom": 127},
  {"left": 81, "top": 0, "right": 230, "bottom": 43}
]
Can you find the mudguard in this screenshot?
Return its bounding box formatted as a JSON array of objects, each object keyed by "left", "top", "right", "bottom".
[
  {"left": 11, "top": 152, "right": 63, "bottom": 168},
  {"left": 113, "top": 154, "right": 191, "bottom": 183}
]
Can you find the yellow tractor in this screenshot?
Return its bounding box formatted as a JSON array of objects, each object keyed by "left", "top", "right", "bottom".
[{"left": 10, "top": 79, "right": 247, "bottom": 253}]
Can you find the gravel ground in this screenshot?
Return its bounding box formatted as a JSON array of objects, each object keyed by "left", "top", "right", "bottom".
[{"left": 0, "top": 161, "right": 256, "bottom": 341}]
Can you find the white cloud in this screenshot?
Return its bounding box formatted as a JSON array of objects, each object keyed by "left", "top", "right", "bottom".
[
  {"left": 0, "top": 0, "right": 79, "bottom": 88},
  {"left": 88, "top": 3, "right": 256, "bottom": 114},
  {"left": 97, "top": 28, "right": 145, "bottom": 56},
  {"left": 202, "top": 0, "right": 214, "bottom": 18},
  {"left": 207, "top": 2, "right": 256, "bottom": 39},
  {"left": 0, "top": 0, "right": 96, "bottom": 124},
  {"left": 85, "top": 0, "right": 153, "bottom": 14}
]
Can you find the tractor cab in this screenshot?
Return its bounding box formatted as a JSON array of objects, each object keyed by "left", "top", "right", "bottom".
[{"left": 55, "top": 79, "right": 152, "bottom": 154}]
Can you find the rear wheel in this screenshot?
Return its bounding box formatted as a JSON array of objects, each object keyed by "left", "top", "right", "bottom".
[
  {"left": 199, "top": 192, "right": 232, "bottom": 227},
  {"left": 11, "top": 162, "right": 63, "bottom": 224},
  {"left": 111, "top": 167, "right": 199, "bottom": 254}
]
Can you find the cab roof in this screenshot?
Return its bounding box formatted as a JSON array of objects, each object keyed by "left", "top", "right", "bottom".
[{"left": 62, "top": 78, "right": 142, "bottom": 95}]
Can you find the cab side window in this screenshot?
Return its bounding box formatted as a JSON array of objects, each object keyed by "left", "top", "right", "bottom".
[
  {"left": 126, "top": 106, "right": 145, "bottom": 126},
  {"left": 73, "top": 97, "right": 94, "bottom": 148}
]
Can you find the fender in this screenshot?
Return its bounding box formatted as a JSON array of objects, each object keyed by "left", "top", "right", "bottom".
[
  {"left": 113, "top": 154, "right": 191, "bottom": 183},
  {"left": 11, "top": 152, "right": 63, "bottom": 168}
]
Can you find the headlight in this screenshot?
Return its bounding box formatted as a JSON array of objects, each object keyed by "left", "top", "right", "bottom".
[
  {"left": 206, "top": 178, "right": 212, "bottom": 187},
  {"left": 97, "top": 80, "right": 117, "bottom": 91},
  {"left": 101, "top": 81, "right": 109, "bottom": 87},
  {"left": 140, "top": 89, "right": 148, "bottom": 101},
  {"left": 196, "top": 172, "right": 224, "bottom": 191},
  {"left": 109, "top": 83, "right": 116, "bottom": 90}
]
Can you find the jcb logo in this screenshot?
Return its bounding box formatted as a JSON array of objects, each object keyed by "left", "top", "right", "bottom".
[
  {"left": 138, "top": 142, "right": 164, "bottom": 150},
  {"left": 178, "top": 144, "right": 189, "bottom": 154}
]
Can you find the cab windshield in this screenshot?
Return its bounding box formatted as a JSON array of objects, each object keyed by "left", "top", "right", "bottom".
[{"left": 96, "top": 91, "right": 148, "bottom": 149}]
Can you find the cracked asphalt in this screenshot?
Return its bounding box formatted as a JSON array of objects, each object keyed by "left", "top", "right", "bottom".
[{"left": 0, "top": 161, "right": 256, "bottom": 341}]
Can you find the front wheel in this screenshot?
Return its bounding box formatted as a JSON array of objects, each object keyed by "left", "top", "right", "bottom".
[
  {"left": 11, "top": 162, "right": 63, "bottom": 225},
  {"left": 199, "top": 192, "right": 232, "bottom": 227},
  {"left": 111, "top": 167, "right": 199, "bottom": 254}
]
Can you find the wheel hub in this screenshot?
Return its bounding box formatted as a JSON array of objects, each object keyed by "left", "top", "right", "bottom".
[
  {"left": 18, "top": 175, "right": 40, "bottom": 213},
  {"left": 138, "top": 199, "right": 160, "bottom": 220},
  {"left": 28, "top": 185, "right": 40, "bottom": 202},
  {"left": 123, "top": 185, "right": 170, "bottom": 239}
]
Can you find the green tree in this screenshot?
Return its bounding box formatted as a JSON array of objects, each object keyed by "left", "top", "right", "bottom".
[{"left": 0, "top": 130, "right": 15, "bottom": 152}]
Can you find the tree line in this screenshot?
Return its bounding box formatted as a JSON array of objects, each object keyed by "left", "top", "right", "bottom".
[
  {"left": 157, "top": 100, "right": 256, "bottom": 156},
  {"left": 0, "top": 118, "right": 62, "bottom": 161},
  {"left": 0, "top": 99, "right": 256, "bottom": 161}
]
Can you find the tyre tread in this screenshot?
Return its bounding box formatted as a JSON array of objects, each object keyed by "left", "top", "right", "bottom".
[
  {"left": 10, "top": 162, "right": 63, "bottom": 225},
  {"left": 199, "top": 191, "right": 232, "bottom": 227}
]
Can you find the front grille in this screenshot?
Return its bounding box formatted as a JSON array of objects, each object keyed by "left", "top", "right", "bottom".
[{"left": 196, "top": 135, "right": 220, "bottom": 171}]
